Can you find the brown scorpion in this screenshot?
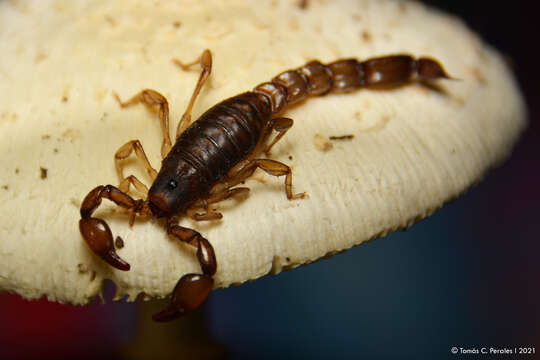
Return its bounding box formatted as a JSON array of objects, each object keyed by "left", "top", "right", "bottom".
[{"left": 79, "top": 50, "right": 451, "bottom": 321}]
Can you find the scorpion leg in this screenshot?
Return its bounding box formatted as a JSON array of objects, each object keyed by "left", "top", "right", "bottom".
[
  {"left": 113, "top": 89, "right": 173, "bottom": 159},
  {"left": 79, "top": 185, "right": 150, "bottom": 271},
  {"left": 186, "top": 155, "right": 305, "bottom": 223},
  {"left": 114, "top": 139, "right": 157, "bottom": 194},
  {"left": 231, "top": 159, "right": 306, "bottom": 200},
  {"left": 118, "top": 175, "right": 149, "bottom": 197},
  {"left": 187, "top": 187, "right": 250, "bottom": 221},
  {"left": 263, "top": 117, "right": 294, "bottom": 155},
  {"left": 172, "top": 49, "right": 212, "bottom": 138},
  {"left": 248, "top": 117, "right": 294, "bottom": 160},
  {"left": 153, "top": 219, "right": 216, "bottom": 322}
]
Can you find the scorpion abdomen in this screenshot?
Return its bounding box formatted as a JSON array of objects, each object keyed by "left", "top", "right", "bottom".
[{"left": 149, "top": 91, "right": 272, "bottom": 214}]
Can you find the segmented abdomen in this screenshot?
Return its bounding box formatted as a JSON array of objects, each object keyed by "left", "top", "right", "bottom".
[{"left": 162, "top": 91, "right": 272, "bottom": 187}]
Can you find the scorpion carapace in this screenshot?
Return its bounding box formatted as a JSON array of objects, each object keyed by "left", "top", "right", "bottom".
[{"left": 79, "top": 50, "right": 451, "bottom": 321}]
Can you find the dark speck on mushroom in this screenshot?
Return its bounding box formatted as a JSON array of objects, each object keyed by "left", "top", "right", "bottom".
[
  {"left": 115, "top": 236, "right": 125, "bottom": 249},
  {"left": 329, "top": 134, "right": 355, "bottom": 140}
]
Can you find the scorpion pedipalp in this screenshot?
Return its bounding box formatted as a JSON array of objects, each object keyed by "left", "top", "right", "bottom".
[
  {"left": 150, "top": 220, "right": 217, "bottom": 321},
  {"left": 79, "top": 217, "right": 130, "bottom": 271},
  {"left": 79, "top": 185, "right": 142, "bottom": 271},
  {"left": 152, "top": 273, "right": 214, "bottom": 322}
]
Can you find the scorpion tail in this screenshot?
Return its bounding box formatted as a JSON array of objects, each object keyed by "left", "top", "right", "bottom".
[
  {"left": 79, "top": 217, "right": 130, "bottom": 271},
  {"left": 152, "top": 273, "right": 213, "bottom": 322},
  {"left": 417, "top": 57, "right": 454, "bottom": 80}
]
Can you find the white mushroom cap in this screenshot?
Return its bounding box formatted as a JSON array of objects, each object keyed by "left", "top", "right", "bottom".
[{"left": 0, "top": 0, "right": 526, "bottom": 304}]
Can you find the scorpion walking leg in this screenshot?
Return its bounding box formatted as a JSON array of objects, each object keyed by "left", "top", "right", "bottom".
[
  {"left": 113, "top": 89, "right": 173, "bottom": 158},
  {"left": 263, "top": 117, "right": 294, "bottom": 155},
  {"left": 172, "top": 49, "right": 212, "bottom": 138},
  {"left": 248, "top": 117, "right": 294, "bottom": 159},
  {"left": 114, "top": 139, "right": 157, "bottom": 194},
  {"left": 79, "top": 185, "right": 150, "bottom": 271},
  {"left": 227, "top": 159, "right": 306, "bottom": 200},
  {"left": 187, "top": 187, "right": 250, "bottom": 221},
  {"left": 153, "top": 219, "right": 217, "bottom": 322},
  {"left": 117, "top": 175, "right": 149, "bottom": 197}
]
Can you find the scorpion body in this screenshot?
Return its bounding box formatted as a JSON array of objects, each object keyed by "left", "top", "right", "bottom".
[{"left": 79, "top": 51, "right": 450, "bottom": 321}]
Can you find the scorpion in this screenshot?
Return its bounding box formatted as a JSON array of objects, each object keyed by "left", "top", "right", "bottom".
[{"left": 79, "top": 50, "right": 451, "bottom": 322}]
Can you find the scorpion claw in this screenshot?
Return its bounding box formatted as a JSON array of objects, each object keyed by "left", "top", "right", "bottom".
[
  {"left": 79, "top": 217, "right": 130, "bottom": 271},
  {"left": 102, "top": 248, "right": 131, "bottom": 271},
  {"left": 152, "top": 273, "right": 214, "bottom": 322}
]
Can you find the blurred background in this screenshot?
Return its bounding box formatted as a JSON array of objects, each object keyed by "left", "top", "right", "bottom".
[{"left": 1, "top": 1, "right": 537, "bottom": 359}]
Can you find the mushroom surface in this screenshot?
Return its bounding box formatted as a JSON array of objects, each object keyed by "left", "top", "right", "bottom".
[{"left": 0, "top": 0, "right": 526, "bottom": 304}]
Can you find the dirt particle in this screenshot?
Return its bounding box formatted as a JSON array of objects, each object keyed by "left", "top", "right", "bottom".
[
  {"left": 62, "top": 86, "right": 71, "bottom": 102},
  {"left": 298, "top": 0, "right": 308, "bottom": 9},
  {"left": 104, "top": 15, "right": 116, "bottom": 27},
  {"left": 361, "top": 30, "right": 372, "bottom": 42},
  {"left": 470, "top": 66, "right": 487, "bottom": 85},
  {"left": 399, "top": 2, "right": 408, "bottom": 12},
  {"left": 35, "top": 52, "right": 48, "bottom": 63},
  {"left": 70, "top": 198, "right": 81, "bottom": 208},
  {"left": 2, "top": 185, "right": 8, "bottom": 190},
  {"left": 53, "top": 148, "right": 59, "bottom": 153},
  {"left": 288, "top": 155, "right": 293, "bottom": 160},
  {"left": 78, "top": 263, "right": 89, "bottom": 273},
  {"left": 62, "top": 128, "right": 81, "bottom": 142},
  {"left": 314, "top": 134, "right": 333, "bottom": 152},
  {"left": 41, "top": 134, "right": 51, "bottom": 140},
  {"left": 380, "top": 115, "right": 391, "bottom": 126},
  {"left": 289, "top": 19, "right": 300, "bottom": 31},
  {"left": 329, "top": 134, "right": 354, "bottom": 140},
  {"left": 40, "top": 167, "right": 48, "bottom": 179},
  {"left": 115, "top": 236, "right": 124, "bottom": 249},
  {"left": 455, "top": 96, "right": 466, "bottom": 106},
  {"left": 172, "top": 21, "right": 181, "bottom": 28},
  {"left": 15, "top": 168, "right": 19, "bottom": 174}
]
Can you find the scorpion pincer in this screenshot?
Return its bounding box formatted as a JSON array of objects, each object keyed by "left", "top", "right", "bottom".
[{"left": 79, "top": 49, "right": 451, "bottom": 321}]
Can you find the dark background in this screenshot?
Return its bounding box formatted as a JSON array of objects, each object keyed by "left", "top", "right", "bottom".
[{"left": 1, "top": 1, "right": 538, "bottom": 359}]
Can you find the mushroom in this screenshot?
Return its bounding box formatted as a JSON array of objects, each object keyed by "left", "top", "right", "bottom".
[{"left": 0, "top": 0, "right": 526, "bottom": 316}]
